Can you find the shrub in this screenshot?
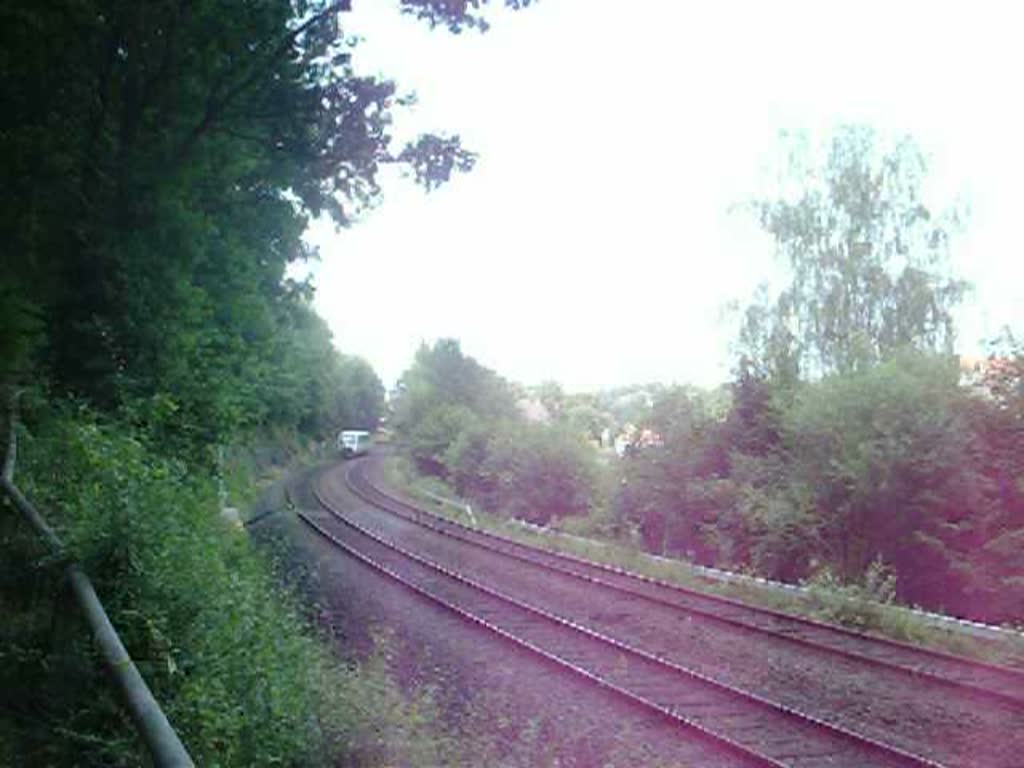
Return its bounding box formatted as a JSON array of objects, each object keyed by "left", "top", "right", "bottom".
[
  {"left": 2, "top": 400, "right": 458, "bottom": 766},
  {"left": 804, "top": 557, "right": 899, "bottom": 631},
  {"left": 480, "top": 423, "right": 599, "bottom": 525}
]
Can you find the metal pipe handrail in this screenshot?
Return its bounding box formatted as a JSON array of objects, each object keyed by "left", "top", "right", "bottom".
[{"left": 1, "top": 396, "right": 193, "bottom": 767}]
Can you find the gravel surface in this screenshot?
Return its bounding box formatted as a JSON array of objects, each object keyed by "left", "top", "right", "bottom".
[
  {"left": 316, "top": 457, "right": 1024, "bottom": 768},
  {"left": 276, "top": 469, "right": 762, "bottom": 767},
  {"left": 304, "top": 506, "right": 927, "bottom": 768},
  {"left": 360, "top": 464, "right": 1024, "bottom": 701}
]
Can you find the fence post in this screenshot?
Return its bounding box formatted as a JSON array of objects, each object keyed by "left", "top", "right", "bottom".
[{"left": 2, "top": 387, "right": 18, "bottom": 482}]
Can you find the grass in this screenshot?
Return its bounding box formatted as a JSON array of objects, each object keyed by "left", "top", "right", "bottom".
[
  {"left": 4, "top": 405, "right": 570, "bottom": 767},
  {"left": 222, "top": 429, "right": 334, "bottom": 518},
  {"left": 383, "top": 454, "right": 1024, "bottom": 669},
  {"left": 265, "top": 497, "right": 685, "bottom": 767}
]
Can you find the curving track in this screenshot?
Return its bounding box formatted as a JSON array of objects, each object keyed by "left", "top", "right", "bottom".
[
  {"left": 300, "top": 513, "right": 941, "bottom": 767},
  {"left": 344, "top": 457, "right": 1024, "bottom": 710},
  {"left": 294, "top": 456, "right": 1024, "bottom": 767},
  {"left": 293, "top": 455, "right": 1024, "bottom": 767}
]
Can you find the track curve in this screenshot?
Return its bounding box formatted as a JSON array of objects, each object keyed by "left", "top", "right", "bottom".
[
  {"left": 345, "top": 456, "right": 1024, "bottom": 709},
  {"left": 302, "top": 459, "right": 965, "bottom": 768}
]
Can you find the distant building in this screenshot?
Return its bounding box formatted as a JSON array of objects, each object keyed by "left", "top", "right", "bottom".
[
  {"left": 959, "top": 355, "right": 1019, "bottom": 399},
  {"left": 613, "top": 423, "right": 664, "bottom": 457},
  {"left": 516, "top": 397, "right": 552, "bottom": 424},
  {"left": 637, "top": 428, "right": 664, "bottom": 449},
  {"left": 613, "top": 429, "right": 633, "bottom": 457}
]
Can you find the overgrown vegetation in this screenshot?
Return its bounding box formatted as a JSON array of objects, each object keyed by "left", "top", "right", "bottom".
[
  {"left": 390, "top": 129, "right": 1024, "bottom": 630},
  {"left": 616, "top": 129, "right": 1024, "bottom": 625},
  {"left": 0, "top": 1, "right": 532, "bottom": 764},
  {"left": 1, "top": 401, "right": 453, "bottom": 766},
  {"left": 393, "top": 340, "right": 602, "bottom": 525}
]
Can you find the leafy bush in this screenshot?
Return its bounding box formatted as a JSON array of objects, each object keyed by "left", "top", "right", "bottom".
[
  {"left": 479, "top": 423, "right": 599, "bottom": 525},
  {"left": 804, "top": 557, "right": 898, "bottom": 630},
  {"left": 392, "top": 339, "right": 601, "bottom": 525},
  {"left": 1, "top": 404, "right": 316, "bottom": 764},
  {"left": 407, "top": 404, "right": 481, "bottom": 476},
  {"left": 1, "top": 401, "right": 455, "bottom": 766},
  {"left": 613, "top": 350, "right": 1024, "bottom": 623},
  {"left": 782, "top": 352, "right": 985, "bottom": 605}
]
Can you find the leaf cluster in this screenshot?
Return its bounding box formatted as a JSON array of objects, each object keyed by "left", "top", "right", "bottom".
[
  {"left": 617, "top": 350, "right": 1024, "bottom": 623},
  {"left": 392, "top": 339, "right": 600, "bottom": 525},
  {"left": 0, "top": 0, "right": 467, "bottom": 450},
  {"left": 740, "top": 125, "right": 968, "bottom": 380}
]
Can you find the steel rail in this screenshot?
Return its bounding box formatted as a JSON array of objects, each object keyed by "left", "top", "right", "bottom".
[
  {"left": 297, "top": 509, "right": 780, "bottom": 768},
  {"left": 344, "top": 457, "right": 1024, "bottom": 708},
  {"left": 307, "top": 480, "right": 945, "bottom": 768}
]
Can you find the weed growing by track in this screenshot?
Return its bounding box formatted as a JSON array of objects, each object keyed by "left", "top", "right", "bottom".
[
  {"left": 383, "top": 454, "right": 1024, "bottom": 669},
  {"left": 1, "top": 403, "right": 512, "bottom": 766}
]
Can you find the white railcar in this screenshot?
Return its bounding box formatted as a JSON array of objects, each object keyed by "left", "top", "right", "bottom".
[{"left": 336, "top": 429, "right": 371, "bottom": 457}]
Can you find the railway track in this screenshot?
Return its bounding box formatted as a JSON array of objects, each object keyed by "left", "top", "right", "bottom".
[
  {"left": 301, "top": 467, "right": 949, "bottom": 768},
  {"left": 342, "top": 457, "right": 1024, "bottom": 711}
]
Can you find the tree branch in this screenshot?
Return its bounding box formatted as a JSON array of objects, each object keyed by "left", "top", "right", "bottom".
[{"left": 173, "top": 1, "right": 350, "bottom": 167}]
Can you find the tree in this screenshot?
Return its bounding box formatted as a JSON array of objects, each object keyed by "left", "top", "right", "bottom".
[
  {"left": 400, "top": 0, "right": 536, "bottom": 32},
  {"left": 407, "top": 404, "right": 481, "bottom": 475},
  {"left": 741, "top": 126, "right": 968, "bottom": 379},
  {"left": 782, "top": 353, "right": 984, "bottom": 600},
  {"left": 1, "top": 3, "right": 546, "bottom": 763},
  {"left": 956, "top": 331, "right": 1024, "bottom": 619},
  {"left": 0, "top": 2, "right": 486, "bottom": 403},
  {"left": 563, "top": 397, "right": 612, "bottom": 442},
  {"left": 390, "top": 338, "right": 602, "bottom": 526},
  {"left": 394, "top": 340, "right": 515, "bottom": 436},
  {"left": 333, "top": 355, "right": 385, "bottom": 431},
  {"left": 534, "top": 380, "right": 567, "bottom": 422},
  {"left": 614, "top": 386, "right": 738, "bottom": 561},
  {"left": 0, "top": 0, "right": 527, "bottom": 452},
  {"left": 480, "top": 422, "right": 598, "bottom": 525}
]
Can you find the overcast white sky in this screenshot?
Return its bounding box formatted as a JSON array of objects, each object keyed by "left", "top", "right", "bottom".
[{"left": 302, "top": 0, "right": 1023, "bottom": 392}]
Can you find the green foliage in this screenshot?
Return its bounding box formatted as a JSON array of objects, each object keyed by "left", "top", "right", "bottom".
[
  {"left": 804, "top": 558, "right": 901, "bottom": 631},
  {"left": 616, "top": 383, "right": 761, "bottom": 561},
  {"left": 5, "top": 404, "right": 318, "bottom": 765},
  {"left": 400, "top": 0, "right": 538, "bottom": 33},
  {"left": 0, "top": 288, "right": 43, "bottom": 382},
  {"left": 333, "top": 355, "right": 386, "bottom": 432},
  {"left": 1, "top": 2, "right": 537, "bottom": 764},
  {"left": 409, "top": 403, "right": 482, "bottom": 475},
  {"left": 443, "top": 414, "right": 493, "bottom": 495},
  {"left": 394, "top": 338, "right": 515, "bottom": 473},
  {"left": 0, "top": 401, "right": 478, "bottom": 766},
  {"left": 617, "top": 348, "right": 1024, "bottom": 623},
  {"left": 393, "top": 339, "right": 599, "bottom": 525},
  {"left": 782, "top": 352, "right": 978, "bottom": 590},
  {"left": 479, "top": 422, "right": 598, "bottom": 524},
  {"left": 596, "top": 126, "right": 1018, "bottom": 623},
  {"left": 0, "top": 0, "right": 473, "bottom": 450},
  {"left": 741, "top": 125, "right": 968, "bottom": 380},
  {"left": 732, "top": 464, "right": 816, "bottom": 581},
  {"left": 395, "top": 339, "right": 517, "bottom": 427}
]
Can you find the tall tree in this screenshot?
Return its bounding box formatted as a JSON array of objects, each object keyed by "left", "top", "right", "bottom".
[
  {"left": 740, "top": 126, "right": 968, "bottom": 379},
  {"left": 0, "top": 0, "right": 523, "bottom": 448},
  {"left": 400, "top": 0, "right": 535, "bottom": 32},
  {"left": 395, "top": 339, "right": 516, "bottom": 430}
]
